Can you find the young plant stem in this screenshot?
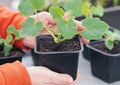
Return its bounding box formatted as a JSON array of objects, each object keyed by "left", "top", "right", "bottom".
[
  {"left": 34, "top": 10, "right": 66, "bottom": 43},
  {"left": 10, "top": 37, "right": 16, "bottom": 46}
]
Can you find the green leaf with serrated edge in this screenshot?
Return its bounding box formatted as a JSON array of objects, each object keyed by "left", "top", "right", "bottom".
[
  {"left": 4, "top": 43, "right": 13, "bottom": 57},
  {"left": 91, "top": 5, "right": 104, "bottom": 17},
  {"left": 18, "top": 0, "right": 34, "bottom": 16},
  {"left": 29, "top": 0, "right": 45, "bottom": 10},
  {"left": 105, "top": 30, "right": 120, "bottom": 41},
  {"left": 82, "top": 1, "right": 92, "bottom": 18},
  {"left": 7, "top": 25, "right": 19, "bottom": 39},
  {"left": 81, "top": 18, "right": 109, "bottom": 40},
  {"left": 5, "top": 36, "right": 13, "bottom": 44},
  {"left": 105, "top": 39, "right": 114, "bottom": 50},
  {"left": 111, "top": 33, "right": 120, "bottom": 41},
  {"left": 49, "top": 6, "right": 64, "bottom": 20},
  {"left": 18, "top": 0, "right": 45, "bottom": 16},
  {"left": 63, "top": 0, "right": 82, "bottom": 17},
  {"left": 56, "top": 18, "right": 76, "bottom": 39},
  {"left": 19, "top": 18, "right": 43, "bottom": 38}
]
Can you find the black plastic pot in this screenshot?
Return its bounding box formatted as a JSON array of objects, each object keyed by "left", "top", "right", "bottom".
[
  {"left": 31, "top": 35, "right": 83, "bottom": 80},
  {"left": 82, "top": 27, "right": 114, "bottom": 61},
  {"left": 87, "top": 40, "right": 120, "bottom": 83},
  {"left": 0, "top": 47, "right": 24, "bottom": 65},
  {"left": 82, "top": 44, "right": 91, "bottom": 60}
]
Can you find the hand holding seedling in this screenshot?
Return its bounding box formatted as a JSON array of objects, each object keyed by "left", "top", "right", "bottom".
[
  {"left": 104, "top": 29, "right": 120, "bottom": 50},
  {"left": 0, "top": 0, "right": 109, "bottom": 57}
]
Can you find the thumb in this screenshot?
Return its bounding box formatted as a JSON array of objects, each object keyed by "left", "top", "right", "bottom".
[{"left": 51, "top": 73, "right": 73, "bottom": 85}]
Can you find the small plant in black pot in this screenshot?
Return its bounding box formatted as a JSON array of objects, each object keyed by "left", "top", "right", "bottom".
[
  {"left": 18, "top": 0, "right": 109, "bottom": 80},
  {"left": 0, "top": 26, "right": 25, "bottom": 65},
  {"left": 87, "top": 29, "right": 120, "bottom": 83},
  {"left": 0, "top": 11, "right": 44, "bottom": 65},
  {"left": 79, "top": 0, "right": 105, "bottom": 60}
]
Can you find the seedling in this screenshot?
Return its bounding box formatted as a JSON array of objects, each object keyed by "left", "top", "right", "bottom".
[
  {"left": 0, "top": 0, "right": 109, "bottom": 56},
  {"left": 19, "top": 0, "right": 109, "bottom": 41},
  {"left": 104, "top": 29, "right": 120, "bottom": 50},
  {"left": 82, "top": 0, "right": 104, "bottom": 18},
  {"left": 0, "top": 18, "right": 42, "bottom": 57}
]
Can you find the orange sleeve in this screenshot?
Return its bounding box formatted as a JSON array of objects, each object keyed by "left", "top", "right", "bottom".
[
  {"left": 0, "top": 4, "right": 30, "bottom": 50},
  {"left": 0, "top": 61, "right": 31, "bottom": 85}
]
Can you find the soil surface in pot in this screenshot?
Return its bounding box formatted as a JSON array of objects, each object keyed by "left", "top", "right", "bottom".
[
  {"left": 92, "top": 41, "right": 120, "bottom": 54},
  {"left": 37, "top": 36, "right": 81, "bottom": 52},
  {"left": 0, "top": 47, "right": 24, "bottom": 58}
]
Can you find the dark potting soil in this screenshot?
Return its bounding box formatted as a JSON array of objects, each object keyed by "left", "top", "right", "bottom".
[
  {"left": 0, "top": 46, "right": 24, "bottom": 58},
  {"left": 92, "top": 41, "right": 120, "bottom": 54},
  {"left": 37, "top": 37, "right": 81, "bottom": 52},
  {"left": 0, "top": 51, "right": 24, "bottom": 58}
]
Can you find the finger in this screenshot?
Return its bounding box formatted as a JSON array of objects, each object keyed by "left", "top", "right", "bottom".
[
  {"left": 81, "top": 37, "right": 90, "bottom": 44},
  {"left": 52, "top": 74, "right": 73, "bottom": 85},
  {"left": 70, "top": 71, "right": 80, "bottom": 85},
  {"left": 74, "top": 20, "right": 86, "bottom": 31},
  {"left": 46, "top": 15, "right": 57, "bottom": 25},
  {"left": 43, "top": 12, "right": 57, "bottom": 25},
  {"left": 39, "top": 67, "right": 73, "bottom": 85},
  {"left": 23, "top": 36, "right": 35, "bottom": 48},
  {"left": 47, "top": 24, "right": 56, "bottom": 28},
  {"left": 42, "top": 18, "right": 49, "bottom": 26},
  {"left": 73, "top": 71, "right": 80, "bottom": 84}
]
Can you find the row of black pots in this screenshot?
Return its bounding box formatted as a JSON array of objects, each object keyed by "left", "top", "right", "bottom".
[{"left": 31, "top": 31, "right": 120, "bottom": 83}]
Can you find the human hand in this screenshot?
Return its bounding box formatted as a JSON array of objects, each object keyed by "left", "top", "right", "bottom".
[
  {"left": 22, "top": 12, "right": 57, "bottom": 49},
  {"left": 23, "top": 12, "right": 89, "bottom": 49},
  {"left": 32, "top": 11, "right": 56, "bottom": 28},
  {"left": 27, "top": 66, "right": 80, "bottom": 85}
]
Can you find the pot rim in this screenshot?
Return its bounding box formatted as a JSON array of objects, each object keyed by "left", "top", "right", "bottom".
[
  {"left": 86, "top": 39, "right": 120, "bottom": 56},
  {"left": 34, "top": 35, "right": 84, "bottom": 54}
]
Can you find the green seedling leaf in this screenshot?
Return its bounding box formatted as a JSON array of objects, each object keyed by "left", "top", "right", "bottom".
[
  {"left": 49, "top": 6, "right": 64, "bottom": 20},
  {"left": 82, "top": 1, "right": 92, "bottom": 18},
  {"left": 105, "top": 30, "right": 120, "bottom": 41},
  {"left": 105, "top": 39, "right": 114, "bottom": 50},
  {"left": 18, "top": 0, "right": 45, "bottom": 16},
  {"left": 63, "top": 0, "right": 82, "bottom": 17},
  {"left": 81, "top": 18, "right": 109, "bottom": 40},
  {"left": 7, "top": 25, "right": 19, "bottom": 39},
  {"left": 18, "top": 0, "right": 34, "bottom": 16},
  {"left": 29, "top": 0, "right": 45, "bottom": 10},
  {"left": 5, "top": 36, "right": 13, "bottom": 44},
  {"left": 56, "top": 18, "right": 76, "bottom": 39},
  {"left": 19, "top": 18, "right": 43, "bottom": 38},
  {"left": 4, "top": 43, "right": 13, "bottom": 57},
  {"left": 111, "top": 33, "right": 120, "bottom": 41},
  {"left": 91, "top": 5, "right": 104, "bottom": 17}
]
